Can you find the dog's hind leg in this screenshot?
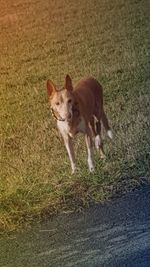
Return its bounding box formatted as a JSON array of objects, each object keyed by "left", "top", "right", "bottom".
[
  {"left": 101, "top": 110, "right": 113, "bottom": 139},
  {"left": 85, "top": 127, "right": 94, "bottom": 172},
  {"left": 94, "top": 118, "right": 106, "bottom": 159}
]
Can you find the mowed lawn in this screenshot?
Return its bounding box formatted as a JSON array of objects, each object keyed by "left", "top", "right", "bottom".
[{"left": 0, "top": 0, "right": 149, "bottom": 234}]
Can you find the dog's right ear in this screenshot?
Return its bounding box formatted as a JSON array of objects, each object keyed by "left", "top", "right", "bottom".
[
  {"left": 46, "top": 80, "right": 56, "bottom": 98},
  {"left": 64, "top": 74, "right": 73, "bottom": 91}
]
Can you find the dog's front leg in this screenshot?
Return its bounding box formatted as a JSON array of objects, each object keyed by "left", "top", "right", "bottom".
[
  {"left": 57, "top": 121, "right": 76, "bottom": 174},
  {"left": 63, "top": 135, "right": 76, "bottom": 174},
  {"left": 85, "top": 128, "right": 94, "bottom": 172}
]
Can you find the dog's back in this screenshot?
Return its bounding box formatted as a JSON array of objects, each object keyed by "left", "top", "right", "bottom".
[{"left": 74, "top": 77, "right": 103, "bottom": 122}]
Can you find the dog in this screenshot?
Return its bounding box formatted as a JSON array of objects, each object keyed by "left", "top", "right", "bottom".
[{"left": 46, "top": 75, "right": 112, "bottom": 173}]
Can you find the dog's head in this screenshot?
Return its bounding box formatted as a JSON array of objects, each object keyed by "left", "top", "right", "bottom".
[{"left": 47, "top": 75, "right": 75, "bottom": 122}]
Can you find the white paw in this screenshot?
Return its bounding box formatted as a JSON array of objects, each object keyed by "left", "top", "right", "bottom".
[
  {"left": 88, "top": 159, "right": 94, "bottom": 172},
  {"left": 95, "top": 135, "right": 101, "bottom": 150},
  {"left": 107, "top": 130, "right": 113, "bottom": 139},
  {"left": 89, "top": 166, "right": 95, "bottom": 172},
  {"left": 71, "top": 165, "right": 76, "bottom": 175}
]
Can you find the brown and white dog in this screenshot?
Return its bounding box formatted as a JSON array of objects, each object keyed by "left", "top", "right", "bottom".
[{"left": 47, "top": 75, "right": 112, "bottom": 173}]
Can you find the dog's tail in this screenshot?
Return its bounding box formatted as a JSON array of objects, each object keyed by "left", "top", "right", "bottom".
[{"left": 101, "top": 111, "right": 113, "bottom": 139}]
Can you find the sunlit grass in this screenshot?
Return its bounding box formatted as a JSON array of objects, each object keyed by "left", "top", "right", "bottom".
[{"left": 0, "top": 0, "right": 149, "bottom": 235}]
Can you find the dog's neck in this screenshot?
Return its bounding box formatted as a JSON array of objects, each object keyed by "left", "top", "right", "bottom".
[
  {"left": 72, "top": 100, "right": 80, "bottom": 118},
  {"left": 67, "top": 102, "right": 82, "bottom": 137}
]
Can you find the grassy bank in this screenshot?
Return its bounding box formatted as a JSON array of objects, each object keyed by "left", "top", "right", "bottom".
[{"left": 0, "top": 0, "right": 149, "bottom": 234}]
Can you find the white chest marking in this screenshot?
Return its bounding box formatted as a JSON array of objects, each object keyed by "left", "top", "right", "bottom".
[
  {"left": 57, "top": 120, "right": 70, "bottom": 135},
  {"left": 57, "top": 117, "right": 86, "bottom": 138}
]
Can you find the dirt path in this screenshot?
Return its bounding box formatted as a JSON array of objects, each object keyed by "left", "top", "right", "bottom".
[{"left": 1, "top": 185, "right": 150, "bottom": 267}]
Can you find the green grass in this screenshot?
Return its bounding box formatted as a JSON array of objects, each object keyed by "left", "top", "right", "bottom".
[{"left": 0, "top": 0, "right": 150, "bottom": 235}]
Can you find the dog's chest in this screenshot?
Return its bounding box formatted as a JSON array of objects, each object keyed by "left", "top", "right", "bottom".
[
  {"left": 57, "top": 120, "right": 70, "bottom": 136},
  {"left": 57, "top": 117, "right": 86, "bottom": 138}
]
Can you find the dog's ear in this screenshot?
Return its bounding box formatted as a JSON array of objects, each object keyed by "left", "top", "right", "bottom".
[
  {"left": 47, "top": 80, "right": 56, "bottom": 98},
  {"left": 64, "top": 74, "right": 73, "bottom": 91}
]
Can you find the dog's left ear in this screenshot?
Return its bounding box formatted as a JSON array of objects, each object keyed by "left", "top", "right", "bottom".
[
  {"left": 46, "top": 80, "right": 56, "bottom": 98},
  {"left": 64, "top": 74, "right": 73, "bottom": 91}
]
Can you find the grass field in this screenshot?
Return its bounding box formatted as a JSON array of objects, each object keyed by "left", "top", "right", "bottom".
[{"left": 0, "top": 0, "right": 150, "bottom": 235}]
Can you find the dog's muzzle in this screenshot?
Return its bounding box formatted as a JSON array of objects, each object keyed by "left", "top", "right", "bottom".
[{"left": 51, "top": 108, "right": 65, "bottom": 121}]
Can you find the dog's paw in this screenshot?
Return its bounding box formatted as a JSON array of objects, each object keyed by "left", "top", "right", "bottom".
[
  {"left": 107, "top": 130, "right": 113, "bottom": 140},
  {"left": 71, "top": 167, "right": 76, "bottom": 175},
  {"left": 89, "top": 165, "right": 95, "bottom": 173}
]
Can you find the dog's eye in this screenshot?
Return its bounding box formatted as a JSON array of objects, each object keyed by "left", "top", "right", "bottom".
[
  {"left": 68, "top": 99, "right": 72, "bottom": 104},
  {"left": 55, "top": 102, "right": 60, "bottom": 106}
]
